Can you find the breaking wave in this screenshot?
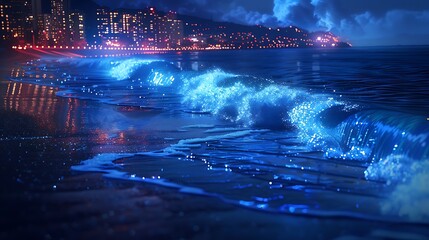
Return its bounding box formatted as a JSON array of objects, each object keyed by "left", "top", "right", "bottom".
[{"left": 11, "top": 56, "right": 429, "bottom": 222}]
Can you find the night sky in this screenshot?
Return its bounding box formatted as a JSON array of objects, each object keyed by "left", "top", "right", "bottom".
[{"left": 93, "top": 0, "right": 429, "bottom": 46}]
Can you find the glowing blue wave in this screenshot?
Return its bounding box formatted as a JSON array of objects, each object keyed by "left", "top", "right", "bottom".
[
  {"left": 110, "top": 59, "right": 162, "bottom": 80},
  {"left": 12, "top": 56, "right": 429, "bottom": 221}
]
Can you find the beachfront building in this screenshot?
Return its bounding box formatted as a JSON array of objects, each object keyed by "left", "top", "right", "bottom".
[
  {"left": 36, "top": 14, "right": 51, "bottom": 45},
  {"left": 69, "top": 11, "right": 85, "bottom": 46},
  {"left": 50, "top": 0, "right": 70, "bottom": 45},
  {"left": 0, "top": 0, "right": 86, "bottom": 47},
  {"left": 96, "top": 7, "right": 184, "bottom": 49},
  {"left": 0, "top": 0, "right": 33, "bottom": 45},
  {"left": 0, "top": 3, "right": 11, "bottom": 41},
  {"left": 96, "top": 7, "right": 109, "bottom": 38}
]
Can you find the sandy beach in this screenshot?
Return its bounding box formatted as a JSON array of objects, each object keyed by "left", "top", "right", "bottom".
[
  {"left": 0, "top": 80, "right": 427, "bottom": 240},
  {"left": 1, "top": 50, "right": 429, "bottom": 239}
]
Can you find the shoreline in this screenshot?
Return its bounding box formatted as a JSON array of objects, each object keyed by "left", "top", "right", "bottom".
[
  {"left": 2, "top": 52, "right": 429, "bottom": 239},
  {"left": 4, "top": 45, "right": 352, "bottom": 59},
  {"left": 0, "top": 80, "right": 388, "bottom": 239},
  {"left": 5, "top": 44, "right": 429, "bottom": 60}
]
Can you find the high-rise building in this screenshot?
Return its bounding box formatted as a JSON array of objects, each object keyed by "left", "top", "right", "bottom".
[
  {"left": 0, "top": 3, "right": 11, "bottom": 41},
  {"left": 139, "top": 7, "right": 157, "bottom": 47},
  {"left": 155, "top": 11, "right": 184, "bottom": 49},
  {"left": 109, "top": 10, "right": 121, "bottom": 35},
  {"left": 36, "top": 13, "right": 51, "bottom": 45},
  {"left": 0, "top": 0, "right": 33, "bottom": 45},
  {"left": 122, "top": 13, "right": 137, "bottom": 44},
  {"left": 94, "top": 7, "right": 183, "bottom": 49},
  {"left": 0, "top": 0, "right": 88, "bottom": 47},
  {"left": 97, "top": 8, "right": 124, "bottom": 44},
  {"left": 166, "top": 12, "right": 183, "bottom": 48},
  {"left": 97, "top": 8, "right": 146, "bottom": 46},
  {"left": 69, "top": 11, "right": 85, "bottom": 46},
  {"left": 96, "top": 7, "right": 109, "bottom": 37},
  {"left": 50, "top": 0, "right": 69, "bottom": 45},
  {"left": 155, "top": 15, "right": 167, "bottom": 48}
]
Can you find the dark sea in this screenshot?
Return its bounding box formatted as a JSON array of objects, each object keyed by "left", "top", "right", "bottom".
[{"left": 2, "top": 46, "right": 429, "bottom": 238}]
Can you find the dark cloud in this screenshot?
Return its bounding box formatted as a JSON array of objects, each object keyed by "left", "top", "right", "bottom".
[
  {"left": 220, "top": 6, "right": 277, "bottom": 26},
  {"left": 310, "top": 0, "right": 429, "bottom": 45},
  {"left": 94, "top": 0, "right": 429, "bottom": 46},
  {"left": 273, "top": 0, "right": 320, "bottom": 28}
]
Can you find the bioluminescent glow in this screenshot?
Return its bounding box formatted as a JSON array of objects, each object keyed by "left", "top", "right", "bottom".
[
  {"left": 148, "top": 71, "right": 175, "bottom": 86},
  {"left": 9, "top": 51, "right": 429, "bottom": 223},
  {"left": 110, "top": 59, "right": 161, "bottom": 80}
]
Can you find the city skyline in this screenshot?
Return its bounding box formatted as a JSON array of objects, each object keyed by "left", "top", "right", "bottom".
[
  {"left": 1, "top": 1, "right": 429, "bottom": 49},
  {"left": 0, "top": 0, "right": 348, "bottom": 50},
  {"left": 92, "top": 0, "right": 429, "bottom": 46},
  {"left": 0, "top": 0, "right": 85, "bottom": 46}
]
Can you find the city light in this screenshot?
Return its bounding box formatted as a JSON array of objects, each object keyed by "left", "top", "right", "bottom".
[{"left": 1, "top": 1, "right": 350, "bottom": 51}]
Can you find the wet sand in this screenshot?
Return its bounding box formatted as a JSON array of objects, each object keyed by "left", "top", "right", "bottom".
[{"left": 1, "top": 56, "right": 428, "bottom": 239}]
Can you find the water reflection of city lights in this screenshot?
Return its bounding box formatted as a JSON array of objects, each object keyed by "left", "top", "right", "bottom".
[{"left": 2, "top": 81, "right": 83, "bottom": 134}]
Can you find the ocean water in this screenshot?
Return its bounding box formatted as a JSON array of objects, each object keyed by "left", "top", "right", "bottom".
[{"left": 8, "top": 46, "right": 429, "bottom": 224}]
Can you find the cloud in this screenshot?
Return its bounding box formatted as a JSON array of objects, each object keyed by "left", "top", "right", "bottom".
[
  {"left": 271, "top": 0, "right": 429, "bottom": 45},
  {"left": 273, "top": 0, "right": 320, "bottom": 28},
  {"left": 221, "top": 6, "right": 277, "bottom": 26},
  {"left": 340, "top": 10, "right": 429, "bottom": 46}
]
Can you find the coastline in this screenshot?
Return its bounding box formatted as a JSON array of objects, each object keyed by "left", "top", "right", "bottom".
[
  {"left": 1, "top": 49, "right": 429, "bottom": 239},
  {"left": 1, "top": 81, "right": 429, "bottom": 239},
  {"left": 6, "top": 44, "right": 429, "bottom": 61},
  {"left": 5, "top": 43, "right": 354, "bottom": 58},
  {"left": 0, "top": 80, "right": 394, "bottom": 240}
]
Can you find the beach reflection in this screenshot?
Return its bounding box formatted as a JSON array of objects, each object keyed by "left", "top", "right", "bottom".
[
  {"left": 1, "top": 80, "right": 169, "bottom": 154},
  {"left": 2, "top": 81, "right": 80, "bottom": 134}
]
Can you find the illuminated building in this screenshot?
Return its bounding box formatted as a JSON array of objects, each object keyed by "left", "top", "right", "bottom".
[
  {"left": 50, "top": 0, "right": 70, "bottom": 45},
  {"left": 1, "top": 0, "right": 88, "bottom": 47},
  {"left": 96, "top": 7, "right": 184, "bottom": 49},
  {"left": 1, "top": 2, "right": 345, "bottom": 49},
  {"left": 0, "top": 0, "right": 33, "bottom": 44},
  {"left": 311, "top": 31, "right": 340, "bottom": 47},
  {"left": 155, "top": 14, "right": 167, "bottom": 48},
  {"left": 0, "top": 3, "right": 11, "bottom": 41},
  {"left": 69, "top": 11, "right": 85, "bottom": 46},
  {"left": 109, "top": 10, "right": 121, "bottom": 34},
  {"left": 122, "top": 13, "right": 134, "bottom": 35},
  {"left": 96, "top": 7, "right": 109, "bottom": 37},
  {"left": 96, "top": 7, "right": 166, "bottom": 48},
  {"left": 122, "top": 13, "right": 138, "bottom": 44},
  {"left": 139, "top": 7, "right": 157, "bottom": 47},
  {"left": 166, "top": 11, "right": 183, "bottom": 48},
  {"left": 36, "top": 14, "right": 51, "bottom": 45},
  {"left": 153, "top": 12, "right": 184, "bottom": 49},
  {"left": 96, "top": 8, "right": 124, "bottom": 43}
]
